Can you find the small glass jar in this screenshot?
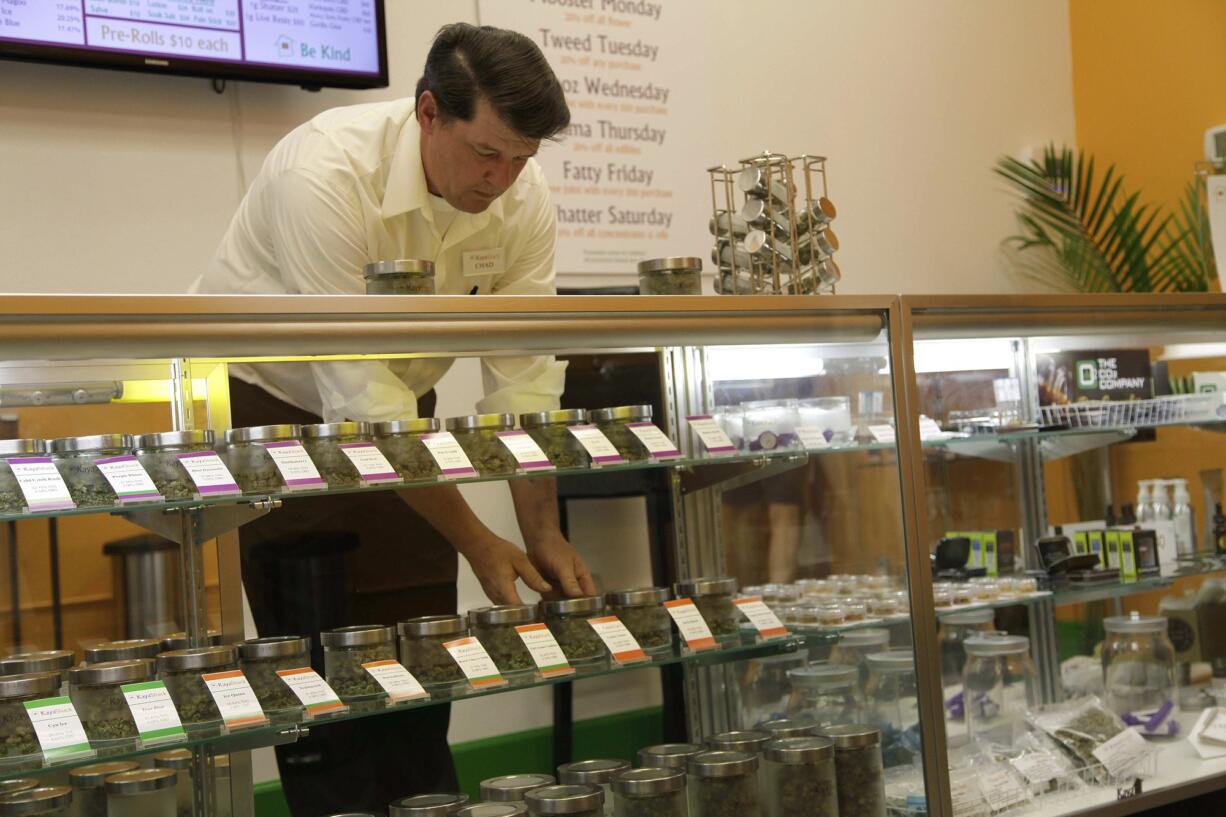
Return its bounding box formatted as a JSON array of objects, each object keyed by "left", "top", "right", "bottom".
[
  {"left": 763, "top": 737, "right": 836, "bottom": 817},
  {"left": 134, "top": 431, "right": 216, "bottom": 501},
  {"left": 541, "top": 597, "right": 607, "bottom": 664},
  {"left": 0, "top": 783, "right": 36, "bottom": 799},
  {"left": 68, "top": 660, "right": 153, "bottom": 745},
  {"left": 866, "top": 595, "right": 901, "bottom": 618},
  {"left": 786, "top": 664, "right": 862, "bottom": 728},
  {"left": 85, "top": 639, "right": 161, "bottom": 666},
  {"left": 815, "top": 605, "right": 845, "bottom": 626},
  {"left": 0, "top": 652, "right": 73, "bottom": 693},
  {"left": 707, "top": 730, "right": 769, "bottom": 756},
  {"left": 589, "top": 406, "right": 653, "bottom": 462},
  {"left": 456, "top": 806, "right": 527, "bottom": 817},
  {"left": 0, "top": 673, "right": 60, "bottom": 760},
  {"left": 373, "top": 419, "right": 442, "bottom": 482},
  {"left": 817, "top": 725, "right": 885, "bottom": 817},
  {"left": 388, "top": 794, "right": 471, "bottom": 817},
  {"left": 0, "top": 787, "right": 72, "bottom": 817},
  {"left": 521, "top": 410, "right": 591, "bottom": 470},
  {"left": 398, "top": 616, "right": 467, "bottom": 687},
  {"left": 49, "top": 434, "right": 132, "bottom": 507},
  {"left": 480, "top": 774, "right": 556, "bottom": 803},
  {"left": 963, "top": 634, "right": 1037, "bottom": 748},
  {"left": 687, "top": 751, "right": 760, "bottom": 817},
  {"left": 637, "top": 743, "right": 704, "bottom": 770},
  {"left": 605, "top": 588, "right": 672, "bottom": 654},
  {"left": 760, "top": 585, "right": 800, "bottom": 610},
  {"left": 238, "top": 636, "right": 311, "bottom": 712},
  {"left": 674, "top": 577, "right": 739, "bottom": 642},
  {"left": 157, "top": 646, "right": 238, "bottom": 727},
  {"left": 158, "top": 632, "right": 222, "bottom": 653},
  {"left": 445, "top": 414, "right": 518, "bottom": 476},
  {"left": 756, "top": 717, "right": 816, "bottom": 739},
  {"left": 152, "top": 751, "right": 193, "bottom": 817},
  {"left": 864, "top": 651, "right": 919, "bottom": 768},
  {"left": 842, "top": 601, "right": 867, "bottom": 623},
  {"left": 932, "top": 586, "right": 954, "bottom": 609},
  {"left": 223, "top": 425, "right": 302, "bottom": 494},
  {"left": 69, "top": 761, "right": 138, "bottom": 817},
  {"left": 557, "top": 760, "right": 628, "bottom": 817},
  {"left": 740, "top": 400, "right": 799, "bottom": 452},
  {"left": 797, "top": 580, "right": 834, "bottom": 601},
  {"left": 525, "top": 785, "right": 603, "bottom": 817},
  {"left": 612, "top": 768, "right": 686, "bottom": 817},
  {"left": 105, "top": 769, "right": 176, "bottom": 817},
  {"left": 364, "top": 259, "right": 435, "bottom": 294},
  {"left": 1102, "top": 613, "right": 1176, "bottom": 727},
  {"left": 995, "top": 577, "right": 1019, "bottom": 598},
  {"left": 320, "top": 625, "right": 396, "bottom": 699},
  {"left": 301, "top": 422, "right": 371, "bottom": 489},
  {"left": 0, "top": 440, "right": 47, "bottom": 514},
  {"left": 468, "top": 606, "right": 537, "bottom": 676},
  {"left": 938, "top": 609, "right": 995, "bottom": 691},
  {"left": 638, "top": 257, "right": 703, "bottom": 296},
  {"left": 1015, "top": 577, "right": 1038, "bottom": 594},
  {"left": 951, "top": 585, "right": 974, "bottom": 606},
  {"left": 796, "top": 397, "right": 853, "bottom": 447}
]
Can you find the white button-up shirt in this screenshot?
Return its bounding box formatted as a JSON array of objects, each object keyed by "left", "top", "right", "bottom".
[{"left": 191, "top": 97, "right": 566, "bottom": 422}]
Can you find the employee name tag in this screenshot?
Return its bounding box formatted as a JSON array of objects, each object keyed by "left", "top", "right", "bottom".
[{"left": 462, "top": 248, "right": 505, "bottom": 278}]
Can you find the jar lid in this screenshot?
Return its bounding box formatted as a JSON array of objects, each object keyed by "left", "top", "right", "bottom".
[
  {"left": 399, "top": 615, "right": 467, "bottom": 638},
  {"left": 965, "top": 634, "right": 1031, "bottom": 655},
  {"left": 556, "top": 759, "right": 630, "bottom": 785},
  {"left": 0, "top": 650, "right": 73, "bottom": 675},
  {"left": 787, "top": 664, "right": 858, "bottom": 688},
  {"left": 739, "top": 198, "right": 774, "bottom": 225},
  {"left": 815, "top": 197, "right": 838, "bottom": 221},
  {"left": 480, "top": 774, "right": 556, "bottom": 803},
  {"left": 68, "top": 761, "right": 140, "bottom": 789},
  {"left": 456, "top": 806, "right": 527, "bottom": 817},
  {"left": 674, "top": 577, "right": 737, "bottom": 597},
  {"left": 688, "top": 750, "right": 758, "bottom": 778},
  {"left": 0, "top": 672, "right": 60, "bottom": 700},
  {"left": 301, "top": 422, "right": 370, "bottom": 439},
  {"left": 468, "top": 605, "right": 537, "bottom": 627},
  {"left": 320, "top": 625, "right": 394, "bottom": 648},
  {"left": 636, "top": 743, "right": 704, "bottom": 769},
  {"left": 1104, "top": 613, "right": 1167, "bottom": 633},
  {"left": 764, "top": 736, "right": 834, "bottom": 764},
  {"left": 389, "top": 793, "right": 470, "bottom": 817},
  {"left": 156, "top": 645, "right": 238, "bottom": 672},
  {"left": 104, "top": 769, "right": 176, "bottom": 795},
  {"left": 523, "top": 785, "right": 603, "bottom": 815},
  {"left": 611, "top": 767, "right": 684, "bottom": 796},
  {"left": 757, "top": 718, "right": 817, "bottom": 738},
  {"left": 817, "top": 723, "right": 880, "bottom": 749},
  {"left": 0, "top": 787, "right": 72, "bottom": 816},
  {"left": 708, "top": 730, "right": 769, "bottom": 754},
  {"left": 159, "top": 631, "right": 222, "bottom": 651},
  {"left": 519, "top": 410, "right": 588, "bottom": 428},
  {"left": 134, "top": 430, "right": 215, "bottom": 450},
  {"left": 0, "top": 784, "right": 35, "bottom": 799},
  {"left": 152, "top": 749, "right": 192, "bottom": 770},
  {"left": 444, "top": 414, "right": 515, "bottom": 431},
  {"left": 589, "top": 406, "right": 652, "bottom": 423},
  {"left": 605, "top": 587, "right": 669, "bottom": 607},
  {"left": 373, "top": 418, "right": 440, "bottom": 436},
  {"left": 238, "top": 636, "right": 311, "bottom": 660},
  {"left": 0, "top": 440, "right": 45, "bottom": 457},
  {"left": 943, "top": 609, "right": 996, "bottom": 626},
  {"left": 865, "top": 649, "right": 914, "bottom": 673},
  {"left": 85, "top": 639, "right": 162, "bottom": 664},
  {"left": 48, "top": 434, "right": 132, "bottom": 454},
  {"left": 637, "top": 257, "right": 702, "bottom": 275},
  {"left": 364, "top": 260, "right": 434, "bottom": 278},
  {"left": 837, "top": 628, "right": 891, "bottom": 647},
  {"left": 540, "top": 596, "right": 604, "bottom": 616},
  {"left": 67, "top": 659, "right": 154, "bottom": 687},
  {"left": 224, "top": 425, "right": 301, "bottom": 444}
]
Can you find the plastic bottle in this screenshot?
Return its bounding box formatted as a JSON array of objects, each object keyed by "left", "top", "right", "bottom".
[
  {"left": 1172, "top": 479, "right": 1197, "bottom": 557},
  {"left": 1136, "top": 481, "right": 1154, "bottom": 523},
  {"left": 1151, "top": 481, "right": 1173, "bottom": 521}
]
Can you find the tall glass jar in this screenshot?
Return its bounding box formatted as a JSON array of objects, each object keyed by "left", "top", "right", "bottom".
[
  {"left": 612, "top": 768, "right": 686, "bottom": 817},
  {"left": 0, "top": 440, "right": 47, "bottom": 514},
  {"left": 134, "top": 431, "right": 216, "bottom": 501},
  {"left": 520, "top": 410, "right": 591, "bottom": 469},
  {"left": 49, "top": 434, "right": 133, "bottom": 507},
  {"left": 457, "top": 806, "right": 527, "bottom": 817},
  {"left": 636, "top": 743, "right": 704, "bottom": 770},
  {"left": 69, "top": 761, "right": 138, "bottom": 817},
  {"left": 708, "top": 730, "right": 770, "bottom": 756},
  {"left": 739, "top": 650, "right": 809, "bottom": 726},
  {"left": 827, "top": 628, "right": 890, "bottom": 684},
  {"left": 158, "top": 632, "right": 222, "bottom": 653},
  {"left": 762, "top": 737, "right": 836, "bottom": 817},
  {"left": 480, "top": 774, "right": 556, "bottom": 803},
  {"left": 152, "top": 751, "right": 193, "bottom": 817},
  {"left": 320, "top": 625, "right": 395, "bottom": 699},
  {"left": 364, "top": 259, "right": 435, "bottom": 294},
  {"left": 0, "top": 673, "right": 61, "bottom": 761},
  {"left": 157, "top": 646, "right": 239, "bottom": 728},
  {"left": 445, "top": 414, "right": 518, "bottom": 476},
  {"left": 541, "top": 597, "right": 607, "bottom": 664},
  {"left": 468, "top": 606, "right": 537, "bottom": 676},
  {"left": 787, "top": 664, "right": 862, "bottom": 728},
  {"left": 589, "top": 406, "right": 653, "bottom": 462},
  {"left": 557, "top": 759, "right": 629, "bottom": 817},
  {"left": 674, "top": 578, "right": 739, "bottom": 642},
  {"left": 638, "top": 257, "right": 703, "bottom": 295},
  {"left": 84, "top": 639, "right": 161, "bottom": 666},
  {"left": 104, "top": 769, "right": 176, "bottom": 817},
  {"left": 863, "top": 650, "right": 919, "bottom": 767},
  {"left": 210, "top": 755, "right": 232, "bottom": 817},
  {"left": 1102, "top": 613, "right": 1177, "bottom": 729},
  {"left": 373, "top": 419, "right": 442, "bottom": 482},
  {"left": 756, "top": 718, "right": 817, "bottom": 739},
  {"left": 0, "top": 783, "right": 36, "bottom": 799},
  {"left": 388, "top": 794, "right": 470, "bottom": 817},
  {"left": 687, "top": 751, "right": 760, "bottom": 817},
  {"left": 0, "top": 652, "right": 74, "bottom": 693},
  {"left": 605, "top": 588, "right": 672, "bottom": 654},
  {"left": 938, "top": 609, "right": 995, "bottom": 691},
  {"left": 301, "top": 422, "right": 371, "bottom": 488},
  {"left": 818, "top": 725, "right": 885, "bottom": 817},
  {"left": 67, "top": 660, "right": 154, "bottom": 745},
  {"left": 524, "top": 785, "right": 603, "bottom": 817},
  {"left": 963, "top": 634, "right": 1037, "bottom": 748},
  {"left": 222, "top": 425, "right": 302, "bottom": 494},
  {"left": 0, "top": 787, "right": 72, "bottom": 817},
  {"left": 398, "top": 615, "right": 467, "bottom": 688},
  {"left": 238, "top": 636, "right": 311, "bottom": 713}
]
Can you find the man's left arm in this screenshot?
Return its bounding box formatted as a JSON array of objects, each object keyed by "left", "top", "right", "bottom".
[{"left": 507, "top": 477, "right": 596, "bottom": 598}]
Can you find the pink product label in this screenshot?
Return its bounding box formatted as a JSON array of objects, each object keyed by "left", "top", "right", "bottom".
[
  {"left": 627, "top": 421, "right": 682, "bottom": 458},
  {"left": 260, "top": 441, "right": 326, "bottom": 487},
  {"left": 336, "top": 443, "right": 400, "bottom": 483},
  {"left": 94, "top": 455, "right": 162, "bottom": 501},
  {"left": 494, "top": 431, "right": 553, "bottom": 470},
  {"left": 686, "top": 415, "right": 737, "bottom": 453}
]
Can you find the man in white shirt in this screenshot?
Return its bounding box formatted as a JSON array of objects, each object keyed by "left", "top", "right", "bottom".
[{"left": 193, "top": 24, "right": 592, "bottom": 814}]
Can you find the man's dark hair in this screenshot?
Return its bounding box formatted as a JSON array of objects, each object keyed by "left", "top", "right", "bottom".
[{"left": 416, "top": 23, "right": 570, "bottom": 141}]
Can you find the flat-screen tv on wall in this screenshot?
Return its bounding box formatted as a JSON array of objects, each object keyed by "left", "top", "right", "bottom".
[{"left": 0, "top": 1, "right": 387, "bottom": 90}]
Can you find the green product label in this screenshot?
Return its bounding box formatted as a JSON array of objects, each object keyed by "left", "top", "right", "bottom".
[
  {"left": 1088, "top": 531, "right": 1106, "bottom": 567},
  {"left": 1073, "top": 531, "right": 1089, "bottom": 555},
  {"left": 1120, "top": 531, "right": 1137, "bottom": 582},
  {"left": 968, "top": 533, "right": 984, "bottom": 569},
  {"left": 984, "top": 533, "right": 999, "bottom": 577},
  {"left": 1105, "top": 530, "right": 1121, "bottom": 569}
]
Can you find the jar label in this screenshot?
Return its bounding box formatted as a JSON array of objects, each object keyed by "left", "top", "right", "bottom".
[
  {"left": 663, "top": 599, "right": 718, "bottom": 651},
  {"left": 360, "top": 659, "right": 429, "bottom": 704},
  {"left": 175, "top": 451, "right": 242, "bottom": 495},
  {"left": 868, "top": 424, "right": 896, "bottom": 444},
  {"left": 276, "top": 667, "right": 349, "bottom": 717},
  {"left": 420, "top": 432, "right": 480, "bottom": 478},
  {"left": 95, "top": 455, "right": 163, "bottom": 503},
  {"left": 1009, "top": 750, "right": 1064, "bottom": 784},
  {"left": 201, "top": 670, "right": 269, "bottom": 730},
  {"left": 443, "top": 637, "right": 508, "bottom": 689},
  {"left": 260, "top": 441, "right": 327, "bottom": 491},
  {"left": 948, "top": 775, "right": 987, "bottom": 817},
  {"left": 7, "top": 457, "right": 75, "bottom": 512},
  {"left": 586, "top": 616, "right": 648, "bottom": 664},
  {"left": 685, "top": 416, "right": 737, "bottom": 454},
  {"left": 567, "top": 425, "right": 626, "bottom": 465},
  {"left": 24, "top": 696, "right": 93, "bottom": 761},
  {"left": 337, "top": 442, "right": 403, "bottom": 485},
  {"left": 514, "top": 623, "right": 574, "bottom": 678},
  {"left": 978, "top": 766, "right": 1029, "bottom": 812},
  {"left": 732, "top": 597, "right": 788, "bottom": 640},
  {"left": 626, "top": 422, "right": 681, "bottom": 459},
  {"left": 121, "top": 680, "right": 186, "bottom": 743},
  {"left": 1092, "top": 727, "right": 1152, "bottom": 778},
  {"left": 794, "top": 426, "right": 831, "bottom": 449},
  {"left": 495, "top": 431, "right": 555, "bottom": 472}
]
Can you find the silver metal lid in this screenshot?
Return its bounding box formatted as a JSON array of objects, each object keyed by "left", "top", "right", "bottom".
[
  {"left": 398, "top": 615, "right": 467, "bottom": 638},
  {"left": 965, "top": 634, "right": 1031, "bottom": 655},
  {"left": 373, "top": 418, "right": 440, "bottom": 436},
  {"left": 636, "top": 743, "right": 704, "bottom": 770},
  {"left": 67, "top": 659, "right": 154, "bottom": 687},
  {"left": 68, "top": 761, "right": 140, "bottom": 789},
  {"left": 520, "top": 410, "right": 587, "bottom": 428},
  {"left": 0, "top": 440, "right": 46, "bottom": 457},
  {"left": 238, "top": 636, "right": 310, "bottom": 661},
  {"left": 865, "top": 649, "right": 915, "bottom": 672},
  {"left": 523, "top": 785, "right": 603, "bottom": 815},
  {"left": 320, "top": 625, "right": 394, "bottom": 648},
  {"left": 942, "top": 609, "right": 996, "bottom": 626},
  {"left": 152, "top": 749, "right": 193, "bottom": 770},
  {"left": 224, "top": 425, "right": 301, "bottom": 444},
  {"left": 0, "top": 651, "right": 72, "bottom": 675},
  {"left": 0, "top": 787, "right": 72, "bottom": 816},
  {"left": 480, "top": 774, "right": 556, "bottom": 803},
  {"left": 455, "top": 805, "right": 527, "bottom": 817},
  {"left": 674, "top": 577, "right": 737, "bottom": 597},
  {"left": 764, "top": 736, "right": 834, "bottom": 764},
  {"left": 301, "top": 422, "right": 370, "bottom": 440},
  {"left": 388, "top": 794, "right": 470, "bottom": 817},
  {"left": 156, "top": 646, "right": 238, "bottom": 672},
  {"left": 817, "top": 724, "right": 880, "bottom": 749},
  {"left": 468, "top": 605, "right": 537, "bottom": 627},
  {"left": 47, "top": 434, "right": 131, "bottom": 454},
  {"left": 688, "top": 750, "right": 758, "bottom": 778},
  {"left": 611, "top": 767, "right": 685, "bottom": 796},
  {"left": 134, "top": 430, "right": 215, "bottom": 450},
  {"left": 637, "top": 257, "right": 702, "bottom": 275},
  {"left": 540, "top": 596, "right": 605, "bottom": 616},
  {"left": 104, "top": 769, "right": 176, "bottom": 795},
  {"left": 787, "top": 664, "right": 858, "bottom": 688},
  {"left": 814, "top": 197, "right": 837, "bottom": 222},
  {"left": 85, "top": 638, "right": 161, "bottom": 664},
  {"left": 757, "top": 718, "right": 817, "bottom": 738},
  {"left": 708, "top": 730, "right": 770, "bottom": 754},
  {"left": 837, "top": 628, "right": 891, "bottom": 647},
  {"left": 1104, "top": 613, "right": 1167, "bottom": 634},
  {"left": 444, "top": 414, "right": 515, "bottom": 431},
  {"left": 589, "top": 406, "right": 652, "bottom": 423},
  {"left": 159, "top": 631, "right": 222, "bottom": 651},
  {"left": 556, "top": 759, "right": 630, "bottom": 785},
  {"left": 364, "top": 260, "right": 435, "bottom": 278},
  {"left": 605, "top": 587, "right": 669, "bottom": 607},
  {"left": 0, "top": 785, "right": 35, "bottom": 799},
  {"left": 0, "top": 672, "right": 60, "bottom": 700}
]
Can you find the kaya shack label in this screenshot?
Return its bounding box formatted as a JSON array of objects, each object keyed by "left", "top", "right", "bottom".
[{"left": 1037, "top": 350, "right": 1152, "bottom": 405}]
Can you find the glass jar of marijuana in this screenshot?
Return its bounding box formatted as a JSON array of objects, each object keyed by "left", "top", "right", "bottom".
[
  {"left": 105, "top": 769, "right": 177, "bottom": 817},
  {"left": 762, "top": 737, "right": 836, "bottom": 817},
  {"left": 68, "top": 660, "right": 154, "bottom": 745},
  {"left": 0, "top": 439, "right": 48, "bottom": 514},
  {"left": 467, "top": 605, "right": 537, "bottom": 676},
  {"left": 0, "top": 787, "right": 73, "bottom": 817},
  {"left": 157, "top": 646, "right": 239, "bottom": 728},
  {"left": 301, "top": 422, "right": 372, "bottom": 489},
  {"left": 320, "top": 625, "right": 396, "bottom": 699},
  {"left": 520, "top": 410, "right": 590, "bottom": 470},
  {"left": 238, "top": 636, "right": 311, "bottom": 713},
  {"left": 525, "top": 785, "right": 603, "bottom": 817},
  {"left": 687, "top": 751, "right": 760, "bottom": 817},
  {"left": 49, "top": 434, "right": 133, "bottom": 508},
  {"left": 816, "top": 725, "right": 886, "bottom": 817},
  {"left": 637, "top": 257, "right": 703, "bottom": 296},
  {"left": 84, "top": 639, "right": 161, "bottom": 667},
  {"left": 605, "top": 588, "right": 672, "bottom": 654},
  {"left": 0, "top": 651, "right": 74, "bottom": 694},
  {"left": 388, "top": 794, "right": 470, "bottom": 817},
  {"left": 222, "top": 425, "right": 302, "bottom": 494},
  {"left": 69, "top": 761, "right": 139, "bottom": 817},
  {"left": 611, "top": 768, "right": 686, "bottom": 817},
  {"left": 589, "top": 406, "right": 653, "bottom": 462},
  {"left": 158, "top": 632, "right": 222, "bottom": 653},
  {"left": 673, "top": 577, "right": 740, "bottom": 642},
  {"left": 134, "top": 431, "right": 216, "bottom": 501},
  {"left": 541, "top": 597, "right": 607, "bottom": 664},
  {"left": 480, "top": 774, "right": 556, "bottom": 804},
  {"left": 558, "top": 759, "right": 629, "bottom": 817},
  {"left": 0, "top": 673, "right": 62, "bottom": 760},
  {"left": 398, "top": 616, "right": 467, "bottom": 688},
  {"left": 1102, "top": 613, "right": 1176, "bottom": 726},
  {"left": 635, "top": 743, "right": 704, "bottom": 771},
  {"left": 445, "top": 415, "right": 518, "bottom": 476},
  {"left": 786, "top": 663, "right": 862, "bottom": 728},
  {"left": 364, "top": 260, "right": 435, "bottom": 294},
  {"left": 373, "top": 419, "right": 442, "bottom": 482}
]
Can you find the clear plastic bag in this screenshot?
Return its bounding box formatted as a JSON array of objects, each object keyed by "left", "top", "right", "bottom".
[
  {"left": 1027, "top": 696, "right": 1150, "bottom": 783},
  {"left": 1002, "top": 731, "right": 1085, "bottom": 798}
]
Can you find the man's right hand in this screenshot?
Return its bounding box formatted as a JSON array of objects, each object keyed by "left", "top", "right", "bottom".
[{"left": 456, "top": 534, "right": 554, "bottom": 605}]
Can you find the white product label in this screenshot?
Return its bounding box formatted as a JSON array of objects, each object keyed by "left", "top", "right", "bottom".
[
  {"left": 95, "top": 455, "right": 163, "bottom": 503},
  {"left": 121, "top": 681, "right": 186, "bottom": 743},
  {"left": 515, "top": 623, "right": 574, "bottom": 677},
  {"left": 361, "top": 660, "right": 429, "bottom": 703},
  {"left": 25, "top": 697, "right": 93, "bottom": 761},
  {"left": 626, "top": 422, "right": 682, "bottom": 459},
  {"left": 1010, "top": 750, "right": 1064, "bottom": 784},
  {"left": 260, "top": 441, "right": 326, "bottom": 491},
  {"left": 496, "top": 431, "right": 556, "bottom": 472},
  {"left": 7, "top": 458, "right": 74, "bottom": 512},
  {"left": 795, "top": 426, "right": 831, "bottom": 449},
  {"left": 567, "top": 425, "right": 627, "bottom": 465},
  {"left": 663, "top": 599, "right": 718, "bottom": 651},
  {"left": 337, "top": 443, "right": 402, "bottom": 485},
  {"left": 587, "top": 616, "right": 648, "bottom": 664},
  {"left": 949, "top": 776, "right": 986, "bottom": 817},
  {"left": 443, "top": 637, "right": 507, "bottom": 689},
  {"left": 685, "top": 416, "right": 737, "bottom": 454},
  {"left": 1092, "top": 727, "right": 1151, "bottom": 779},
  {"left": 868, "top": 424, "right": 896, "bottom": 444},
  {"left": 733, "top": 597, "right": 788, "bottom": 640},
  {"left": 1200, "top": 708, "right": 1226, "bottom": 745},
  {"left": 979, "top": 767, "right": 1029, "bottom": 812},
  {"left": 276, "top": 668, "right": 348, "bottom": 717},
  {"left": 919, "top": 417, "right": 947, "bottom": 440},
  {"left": 420, "top": 432, "right": 480, "bottom": 478},
  {"left": 201, "top": 670, "right": 268, "bottom": 730},
  {"left": 175, "top": 451, "right": 241, "bottom": 496}
]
